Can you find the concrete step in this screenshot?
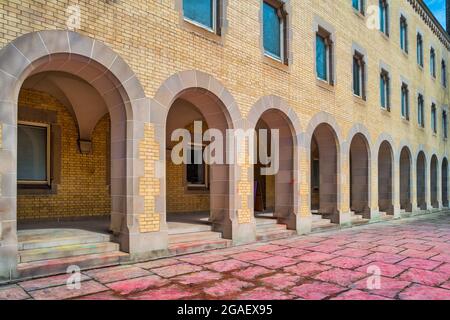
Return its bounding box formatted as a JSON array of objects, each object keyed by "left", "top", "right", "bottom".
[
  {"left": 256, "top": 223, "right": 287, "bottom": 232},
  {"left": 168, "top": 238, "right": 232, "bottom": 256},
  {"left": 256, "top": 228, "right": 296, "bottom": 242},
  {"left": 255, "top": 217, "right": 279, "bottom": 226},
  {"left": 312, "top": 218, "right": 333, "bottom": 228},
  {"left": 18, "top": 233, "right": 112, "bottom": 251},
  {"left": 18, "top": 242, "right": 120, "bottom": 263},
  {"left": 17, "top": 251, "right": 129, "bottom": 279},
  {"left": 168, "top": 231, "right": 222, "bottom": 244}
]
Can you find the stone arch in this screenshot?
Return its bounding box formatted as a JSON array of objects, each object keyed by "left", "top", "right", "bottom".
[
  {"left": 399, "top": 146, "right": 413, "bottom": 212},
  {"left": 442, "top": 157, "right": 449, "bottom": 207},
  {"left": 248, "top": 96, "right": 301, "bottom": 230},
  {"left": 152, "top": 71, "right": 243, "bottom": 241},
  {"left": 430, "top": 154, "right": 439, "bottom": 208},
  {"left": 416, "top": 149, "right": 428, "bottom": 210},
  {"left": 0, "top": 30, "right": 148, "bottom": 280},
  {"left": 377, "top": 139, "right": 395, "bottom": 215}
]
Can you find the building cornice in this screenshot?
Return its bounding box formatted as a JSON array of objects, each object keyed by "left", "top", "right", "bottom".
[{"left": 408, "top": 0, "right": 450, "bottom": 51}]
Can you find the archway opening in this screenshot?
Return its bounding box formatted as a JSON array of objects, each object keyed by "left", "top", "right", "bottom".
[
  {"left": 431, "top": 155, "right": 439, "bottom": 208},
  {"left": 378, "top": 141, "right": 394, "bottom": 215},
  {"left": 253, "top": 109, "right": 295, "bottom": 230},
  {"left": 349, "top": 134, "right": 370, "bottom": 217},
  {"left": 442, "top": 158, "right": 449, "bottom": 208},
  {"left": 400, "top": 147, "right": 412, "bottom": 212},
  {"left": 165, "top": 89, "right": 231, "bottom": 243},
  {"left": 311, "top": 124, "right": 339, "bottom": 222},
  {"left": 417, "top": 151, "right": 427, "bottom": 210}
]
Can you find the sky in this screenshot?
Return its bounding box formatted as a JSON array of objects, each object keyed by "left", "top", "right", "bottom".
[{"left": 424, "top": 0, "right": 446, "bottom": 29}]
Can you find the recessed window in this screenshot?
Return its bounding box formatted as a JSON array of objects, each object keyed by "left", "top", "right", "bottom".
[
  {"left": 353, "top": 52, "right": 365, "bottom": 99},
  {"left": 379, "top": 0, "right": 389, "bottom": 36},
  {"left": 400, "top": 16, "right": 408, "bottom": 53},
  {"left": 17, "top": 122, "right": 50, "bottom": 185},
  {"left": 442, "top": 60, "right": 447, "bottom": 87},
  {"left": 183, "top": 0, "right": 217, "bottom": 32},
  {"left": 263, "top": 0, "right": 288, "bottom": 63},
  {"left": 401, "top": 83, "right": 409, "bottom": 120},
  {"left": 430, "top": 47, "right": 436, "bottom": 78},
  {"left": 186, "top": 144, "right": 208, "bottom": 188},
  {"left": 417, "top": 33, "right": 423, "bottom": 67},
  {"left": 352, "top": 0, "right": 365, "bottom": 15},
  {"left": 443, "top": 110, "right": 448, "bottom": 139},
  {"left": 380, "top": 69, "right": 390, "bottom": 110},
  {"left": 316, "top": 28, "right": 333, "bottom": 84},
  {"left": 418, "top": 94, "right": 425, "bottom": 128},
  {"left": 431, "top": 103, "right": 437, "bottom": 134}
]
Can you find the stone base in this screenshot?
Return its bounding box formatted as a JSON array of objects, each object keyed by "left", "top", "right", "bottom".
[
  {"left": 231, "top": 220, "right": 257, "bottom": 245},
  {"left": 296, "top": 215, "right": 312, "bottom": 235}
]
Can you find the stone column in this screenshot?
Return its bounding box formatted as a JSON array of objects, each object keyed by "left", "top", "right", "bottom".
[
  {"left": 369, "top": 156, "right": 381, "bottom": 220},
  {"left": 437, "top": 161, "right": 443, "bottom": 209},
  {"left": 410, "top": 161, "right": 419, "bottom": 212},
  {"left": 298, "top": 143, "right": 312, "bottom": 234},
  {"left": 338, "top": 150, "right": 352, "bottom": 226},
  {"left": 393, "top": 160, "right": 402, "bottom": 218}
]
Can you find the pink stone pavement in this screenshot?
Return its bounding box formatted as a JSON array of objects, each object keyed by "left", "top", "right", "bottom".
[{"left": 3, "top": 212, "right": 450, "bottom": 300}]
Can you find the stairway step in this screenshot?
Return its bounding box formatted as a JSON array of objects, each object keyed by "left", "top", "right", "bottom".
[
  {"left": 168, "top": 231, "right": 222, "bottom": 244},
  {"left": 168, "top": 239, "right": 232, "bottom": 256},
  {"left": 19, "top": 242, "right": 120, "bottom": 263},
  {"left": 256, "top": 223, "right": 287, "bottom": 232},
  {"left": 255, "top": 218, "right": 279, "bottom": 226},
  {"left": 18, "top": 251, "right": 129, "bottom": 279},
  {"left": 256, "top": 229, "right": 296, "bottom": 242},
  {"left": 18, "top": 233, "right": 112, "bottom": 251}
]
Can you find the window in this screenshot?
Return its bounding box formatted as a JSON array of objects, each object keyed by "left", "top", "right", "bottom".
[
  {"left": 17, "top": 122, "right": 50, "bottom": 185},
  {"left": 430, "top": 48, "right": 436, "bottom": 78},
  {"left": 431, "top": 103, "right": 437, "bottom": 134},
  {"left": 418, "top": 94, "right": 425, "bottom": 128},
  {"left": 352, "top": 0, "right": 365, "bottom": 15},
  {"left": 379, "top": 0, "right": 389, "bottom": 36},
  {"left": 401, "top": 83, "right": 409, "bottom": 120},
  {"left": 316, "top": 28, "right": 333, "bottom": 83},
  {"left": 353, "top": 52, "right": 365, "bottom": 99},
  {"left": 443, "top": 110, "right": 448, "bottom": 139},
  {"left": 442, "top": 60, "right": 447, "bottom": 87},
  {"left": 400, "top": 16, "right": 408, "bottom": 53},
  {"left": 263, "top": 0, "right": 288, "bottom": 63},
  {"left": 417, "top": 33, "right": 423, "bottom": 67},
  {"left": 183, "top": 0, "right": 218, "bottom": 32},
  {"left": 380, "top": 70, "right": 390, "bottom": 110},
  {"left": 186, "top": 144, "right": 208, "bottom": 188}
]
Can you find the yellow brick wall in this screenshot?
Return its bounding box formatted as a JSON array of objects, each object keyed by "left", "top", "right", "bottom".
[{"left": 17, "top": 89, "right": 111, "bottom": 220}]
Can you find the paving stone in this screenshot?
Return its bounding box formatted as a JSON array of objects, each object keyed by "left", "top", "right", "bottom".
[
  {"left": 237, "top": 287, "right": 294, "bottom": 300},
  {"left": 333, "top": 248, "right": 372, "bottom": 258},
  {"left": 297, "top": 251, "right": 336, "bottom": 263},
  {"left": 152, "top": 263, "right": 202, "bottom": 278},
  {"left": 270, "top": 248, "right": 310, "bottom": 258},
  {"left": 232, "top": 266, "right": 273, "bottom": 280},
  {"left": 107, "top": 275, "right": 169, "bottom": 295},
  {"left": 345, "top": 242, "right": 378, "bottom": 250},
  {"left": 260, "top": 273, "right": 301, "bottom": 289},
  {"left": 370, "top": 245, "right": 405, "bottom": 254},
  {"left": 284, "top": 262, "right": 331, "bottom": 277},
  {"left": 75, "top": 291, "right": 125, "bottom": 300},
  {"left": 323, "top": 257, "right": 368, "bottom": 269},
  {"left": 398, "top": 258, "right": 442, "bottom": 271},
  {"left": 364, "top": 252, "right": 408, "bottom": 264},
  {"left": 290, "top": 282, "right": 345, "bottom": 300},
  {"left": 178, "top": 253, "right": 228, "bottom": 265},
  {"left": 356, "top": 262, "right": 408, "bottom": 278},
  {"left": 331, "top": 289, "right": 391, "bottom": 300},
  {"left": 434, "top": 263, "right": 450, "bottom": 274},
  {"left": 173, "top": 271, "right": 223, "bottom": 285},
  {"left": 29, "top": 280, "right": 108, "bottom": 300},
  {"left": 253, "top": 244, "right": 286, "bottom": 252},
  {"left": 84, "top": 265, "right": 151, "bottom": 283},
  {"left": 399, "top": 249, "right": 440, "bottom": 259},
  {"left": 19, "top": 273, "right": 91, "bottom": 291},
  {"left": 0, "top": 285, "right": 30, "bottom": 300},
  {"left": 205, "top": 259, "right": 250, "bottom": 272},
  {"left": 313, "top": 268, "right": 368, "bottom": 287},
  {"left": 431, "top": 254, "right": 450, "bottom": 263},
  {"left": 352, "top": 277, "right": 410, "bottom": 298},
  {"left": 251, "top": 256, "right": 298, "bottom": 269},
  {"left": 307, "top": 244, "right": 341, "bottom": 253},
  {"left": 204, "top": 279, "right": 254, "bottom": 297},
  {"left": 130, "top": 285, "right": 198, "bottom": 300},
  {"left": 135, "top": 258, "right": 180, "bottom": 269},
  {"left": 441, "top": 281, "right": 450, "bottom": 290},
  {"left": 399, "top": 284, "right": 450, "bottom": 300},
  {"left": 399, "top": 268, "right": 449, "bottom": 286},
  {"left": 400, "top": 243, "right": 434, "bottom": 251},
  {"left": 230, "top": 251, "right": 274, "bottom": 262}
]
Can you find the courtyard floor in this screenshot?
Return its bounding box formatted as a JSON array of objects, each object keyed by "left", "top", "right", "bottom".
[{"left": 2, "top": 212, "right": 450, "bottom": 300}]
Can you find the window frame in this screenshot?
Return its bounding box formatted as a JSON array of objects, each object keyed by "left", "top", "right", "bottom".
[
  {"left": 379, "top": 0, "right": 389, "bottom": 36},
  {"left": 380, "top": 69, "right": 390, "bottom": 110},
  {"left": 401, "top": 82, "right": 410, "bottom": 120},
  {"left": 418, "top": 93, "right": 425, "bottom": 128},
  {"left": 417, "top": 33, "right": 423, "bottom": 67},
  {"left": 430, "top": 47, "right": 436, "bottom": 78},
  {"left": 262, "top": 0, "right": 288, "bottom": 64},
  {"left": 352, "top": 0, "right": 365, "bottom": 15},
  {"left": 17, "top": 121, "right": 51, "bottom": 186},
  {"left": 443, "top": 110, "right": 448, "bottom": 139},
  {"left": 353, "top": 51, "right": 366, "bottom": 99},
  {"left": 442, "top": 60, "right": 447, "bottom": 87},
  {"left": 182, "top": 0, "right": 219, "bottom": 34},
  {"left": 431, "top": 103, "right": 437, "bottom": 134},
  {"left": 315, "top": 27, "right": 333, "bottom": 84},
  {"left": 400, "top": 15, "right": 408, "bottom": 54},
  {"left": 185, "top": 142, "right": 209, "bottom": 190}
]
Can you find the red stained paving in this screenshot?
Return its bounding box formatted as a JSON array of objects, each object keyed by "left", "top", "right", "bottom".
[{"left": 4, "top": 212, "right": 450, "bottom": 300}]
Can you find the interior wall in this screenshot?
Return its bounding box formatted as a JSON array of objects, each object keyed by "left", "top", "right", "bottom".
[
  {"left": 350, "top": 134, "right": 369, "bottom": 214},
  {"left": 417, "top": 152, "right": 427, "bottom": 210},
  {"left": 378, "top": 142, "right": 393, "bottom": 214},
  {"left": 400, "top": 148, "right": 412, "bottom": 211}
]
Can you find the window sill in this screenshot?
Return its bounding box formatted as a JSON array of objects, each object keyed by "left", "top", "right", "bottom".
[
  {"left": 401, "top": 50, "right": 409, "bottom": 58},
  {"left": 417, "top": 126, "right": 425, "bottom": 131},
  {"left": 379, "top": 31, "right": 389, "bottom": 41},
  {"left": 185, "top": 186, "right": 210, "bottom": 194},
  {"left": 353, "top": 9, "right": 365, "bottom": 20},
  {"left": 316, "top": 78, "right": 334, "bottom": 92},
  {"left": 381, "top": 107, "right": 391, "bottom": 116},
  {"left": 353, "top": 94, "right": 366, "bottom": 105},
  {"left": 18, "top": 183, "right": 57, "bottom": 195},
  {"left": 181, "top": 19, "right": 223, "bottom": 45},
  {"left": 401, "top": 118, "right": 410, "bottom": 125},
  {"left": 417, "top": 64, "right": 424, "bottom": 71},
  {"left": 263, "top": 54, "right": 290, "bottom": 73}
]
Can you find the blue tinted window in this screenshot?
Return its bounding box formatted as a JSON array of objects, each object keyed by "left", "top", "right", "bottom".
[
  {"left": 316, "top": 34, "right": 327, "bottom": 80},
  {"left": 183, "top": 0, "right": 214, "bottom": 30},
  {"left": 18, "top": 124, "right": 48, "bottom": 182},
  {"left": 263, "top": 2, "right": 281, "bottom": 59},
  {"left": 352, "top": 0, "right": 359, "bottom": 10},
  {"left": 380, "top": 75, "right": 386, "bottom": 108},
  {"left": 353, "top": 58, "right": 361, "bottom": 96}
]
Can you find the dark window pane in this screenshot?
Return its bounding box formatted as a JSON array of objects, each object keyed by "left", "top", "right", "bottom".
[
  {"left": 187, "top": 147, "right": 206, "bottom": 185},
  {"left": 316, "top": 34, "right": 327, "bottom": 80},
  {"left": 183, "top": 0, "right": 214, "bottom": 29},
  {"left": 353, "top": 58, "right": 361, "bottom": 96},
  {"left": 18, "top": 125, "right": 47, "bottom": 181},
  {"left": 263, "top": 2, "right": 281, "bottom": 59}
]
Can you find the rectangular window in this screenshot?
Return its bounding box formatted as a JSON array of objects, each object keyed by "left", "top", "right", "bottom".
[
  {"left": 316, "top": 29, "right": 333, "bottom": 84},
  {"left": 17, "top": 122, "right": 50, "bottom": 185},
  {"left": 443, "top": 111, "right": 448, "bottom": 139},
  {"left": 183, "top": 0, "right": 217, "bottom": 32},
  {"left": 353, "top": 52, "right": 365, "bottom": 99},
  {"left": 418, "top": 94, "right": 425, "bottom": 128},
  {"left": 431, "top": 104, "right": 437, "bottom": 134},
  {"left": 400, "top": 16, "right": 408, "bottom": 53},
  {"left": 186, "top": 144, "right": 208, "bottom": 188},
  {"left": 352, "top": 0, "right": 364, "bottom": 14},
  {"left": 380, "top": 70, "right": 390, "bottom": 110},
  {"left": 263, "top": 1, "right": 287, "bottom": 63},
  {"left": 442, "top": 60, "right": 447, "bottom": 87},
  {"left": 417, "top": 33, "right": 423, "bottom": 67},
  {"left": 379, "top": 0, "right": 389, "bottom": 35},
  {"left": 430, "top": 48, "right": 436, "bottom": 78},
  {"left": 401, "top": 83, "right": 409, "bottom": 120}
]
